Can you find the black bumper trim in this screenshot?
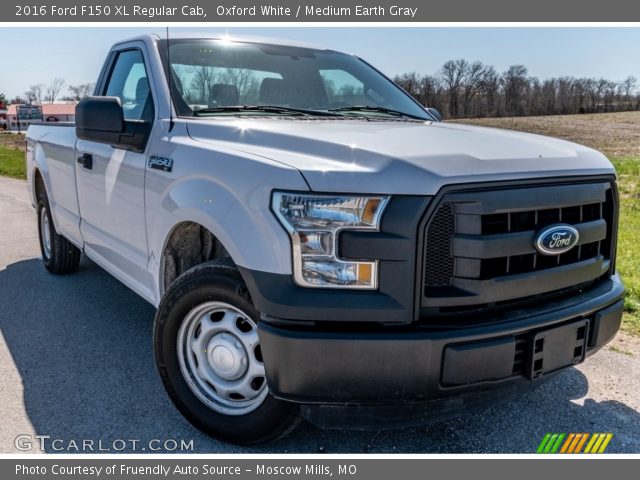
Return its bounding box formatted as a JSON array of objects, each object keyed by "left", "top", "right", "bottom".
[{"left": 258, "top": 274, "right": 624, "bottom": 404}]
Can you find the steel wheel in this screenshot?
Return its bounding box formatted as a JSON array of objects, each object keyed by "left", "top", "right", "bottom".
[
  {"left": 40, "top": 205, "right": 52, "bottom": 260},
  {"left": 177, "top": 301, "right": 268, "bottom": 416}
]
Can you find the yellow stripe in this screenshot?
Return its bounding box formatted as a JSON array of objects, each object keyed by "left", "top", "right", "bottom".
[
  {"left": 584, "top": 434, "right": 598, "bottom": 453},
  {"left": 574, "top": 434, "right": 589, "bottom": 453},
  {"left": 567, "top": 434, "right": 581, "bottom": 453},
  {"left": 597, "top": 434, "right": 613, "bottom": 453},
  {"left": 561, "top": 434, "right": 576, "bottom": 453},
  {"left": 591, "top": 434, "right": 607, "bottom": 453}
]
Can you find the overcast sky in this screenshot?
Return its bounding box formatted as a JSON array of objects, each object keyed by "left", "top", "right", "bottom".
[{"left": 2, "top": 27, "right": 639, "bottom": 99}]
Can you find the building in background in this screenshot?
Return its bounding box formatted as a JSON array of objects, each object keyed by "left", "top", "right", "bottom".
[{"left": 5, "top": 103, "right": 76, "bottom": 131}]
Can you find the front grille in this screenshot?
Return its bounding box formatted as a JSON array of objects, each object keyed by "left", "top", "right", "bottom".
[
  {"left": 424, "top": 203, "right": 455, "bottom": 286},
  {"left": 421, "top": 179, "right": 617, "bottom": 312}
]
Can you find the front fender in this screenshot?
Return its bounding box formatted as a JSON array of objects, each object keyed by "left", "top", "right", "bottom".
[{"left": 145, "top": 139, "right": 309, "bottom": 305}]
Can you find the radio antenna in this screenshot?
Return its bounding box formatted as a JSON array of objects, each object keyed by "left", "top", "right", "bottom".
[{"left": 166, "top": 26, "right": 175, "bottom": 132}]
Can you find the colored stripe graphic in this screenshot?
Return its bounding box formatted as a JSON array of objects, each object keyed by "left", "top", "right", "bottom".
[
  {"left": 537, "top": 433, "right": 552, "bottom": 453},
  {"left": 560, "top": 433, "right": 575, "bottom": 453},
  {"left": 545, "top": 434, "right": 559, "bottom": 453},
  {"left": 598, "top": 434, "right": 613, "bottom": 453},
  {"left": 537, "top": 433, "right": 613, "bottom": 454},
  {"left": 573, "top": 433, "right": 589, "bottom": 453},
  {"left": 550, "top": 433, "right": 566, "bottom": 453},
  {"left": 584, "top": 434, "right": 598, "bottom": 453}
]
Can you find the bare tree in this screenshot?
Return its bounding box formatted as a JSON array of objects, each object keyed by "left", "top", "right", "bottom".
[
  {"left": 461, "top": 61, "right": 488, "bottom": 117},
  {"left": 502, "top": 65, "right": 528, "bottom": 116},
  {"left": 219, "top": 68, "right": 258, "bottom": 102},
  {"left": 479, "top": 66, "right": 500, "bottom": 117},
  {"left": 622, "top": 76, "right": 637, "bottom": 110},
  {"left": 44, "top": 78, "right": 66, "bottom": 104},
  {"left": 67, "top": 83, "right": 94, "bottom": 101},
  {"left": 189, "top": 66, "right": 218, "bottom": 105},
  {"left": 441, "top": 59, "right": 468, "bottom": 117},
  {"left": 24, "top": 84, "right": 44, "bottom": 104}
]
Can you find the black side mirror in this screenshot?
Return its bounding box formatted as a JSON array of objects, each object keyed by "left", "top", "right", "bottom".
[
  {"left": 76, "top": 96, "right": 150, "bottom": 152},
  {"left": 76, "top": 96, "right": 124, "bottom": 133},
  {"left": 426, "top": 107, "right": 442, "bottom": 121}
]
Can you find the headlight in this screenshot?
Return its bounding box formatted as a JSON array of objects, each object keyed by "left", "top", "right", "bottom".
[{"left": 273, "top": 193, "right": 389, "bottom": 289}]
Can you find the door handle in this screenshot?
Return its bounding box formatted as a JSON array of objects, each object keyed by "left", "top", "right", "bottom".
[{"left": 77, "top": 153, "right": 93, "bottom": 170}]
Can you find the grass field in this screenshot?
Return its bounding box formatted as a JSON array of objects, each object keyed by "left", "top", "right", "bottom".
[
  {"left": 1, "top": 112, "right": 638, "bottom": 333},
  {"left": 0, "top": 132, "right": 26, "bottom": 179},
  {"left": 455, "top": 111, "right": 640, "bottom": 334}
]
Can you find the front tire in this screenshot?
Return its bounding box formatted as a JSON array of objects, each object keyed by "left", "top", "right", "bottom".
[
  {"left": 154, "top": 260, "right": 299, "bottom": 445},
  {"left": 37, "top": 189, "right": 81, "bottom": 274}
]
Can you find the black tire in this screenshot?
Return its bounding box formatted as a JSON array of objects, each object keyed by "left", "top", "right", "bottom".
[
  {"left": 37, "top": 188, "right": 81, "bottom": 275},
  {"left": 154, "top": 260, "right": 300, "bottom": 445}
]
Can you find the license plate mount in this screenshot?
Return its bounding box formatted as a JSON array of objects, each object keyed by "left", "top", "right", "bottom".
[{"left": 528, "top": 319, "right": 590, "bottom": 380}]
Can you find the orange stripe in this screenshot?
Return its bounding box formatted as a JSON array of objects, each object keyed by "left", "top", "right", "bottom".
[
  {"left": 561, "top": 434, "right": 576, "bottom": 453},
  {"left": 574, "top": 434, "right": 589, "bottom": 453},
  {"left": 565, "top": 434, "right": 579, "bottom": 453}
]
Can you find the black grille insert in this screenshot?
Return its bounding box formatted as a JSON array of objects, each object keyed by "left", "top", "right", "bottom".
[
  {"left": 421, "top": 180, "right": 617, "bottom": 311},
  {"left": 424, "top": 203, "right": 455, "bottom": 287}
]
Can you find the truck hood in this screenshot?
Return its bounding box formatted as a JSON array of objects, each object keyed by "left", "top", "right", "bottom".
[{"left": 187, "top": 119, "right": 614, "bottom": 195}]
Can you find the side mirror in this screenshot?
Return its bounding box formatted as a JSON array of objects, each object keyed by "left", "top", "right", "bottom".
[
  {"left": 76, "top": 96, "right": 124, "bottom": 133},
  {"left": 75, "top": 96, "right": 150, "bottom": 153},
  {"left": 426, "top": 107, "right": 442, "bottom": 121}
]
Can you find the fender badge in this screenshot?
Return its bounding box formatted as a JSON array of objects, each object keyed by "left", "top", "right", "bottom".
[{"left": 148, "top": 155, "right": 173, "bottom": 172}]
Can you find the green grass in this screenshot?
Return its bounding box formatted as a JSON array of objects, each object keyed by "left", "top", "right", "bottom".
[
  {"left": 0, "top": 145, "right": 26, "bottom": 179},
  {"left": 611, "top": 157, "right": 640, "bottom": 334}
]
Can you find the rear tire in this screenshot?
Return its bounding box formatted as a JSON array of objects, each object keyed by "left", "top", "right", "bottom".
[
  {"left": 37, "top": 189, "right": 81, "bottom": 275},
  {"left": 154, "top": 260, "right": 300, "bottom": 445}
]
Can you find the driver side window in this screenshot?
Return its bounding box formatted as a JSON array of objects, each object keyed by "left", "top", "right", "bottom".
[{"left": 105, "top": 49, "right": 153, "bottom": 121}]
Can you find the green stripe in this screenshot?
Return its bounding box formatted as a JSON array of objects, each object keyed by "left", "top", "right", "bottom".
[
  {"left": 537, "top": 433, "right": 552, "bottom": 453},
  {"left": 550, "top": 433, "right": 566, "bottom": 453},
  {"left": 544, "top": 434, "right": 560, "bottom": 453}
]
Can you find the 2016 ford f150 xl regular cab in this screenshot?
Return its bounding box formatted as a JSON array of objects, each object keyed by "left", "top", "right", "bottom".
[{"left": 26, "top": 34, "right": 624, "bottom": 445}]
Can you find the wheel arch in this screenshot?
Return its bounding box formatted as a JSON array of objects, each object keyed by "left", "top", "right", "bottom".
[{"left": 158, "top": 220, "right": 239, "bottom": 298}]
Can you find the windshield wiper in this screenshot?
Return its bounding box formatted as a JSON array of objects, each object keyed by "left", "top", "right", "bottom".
[
  {"left": 328, "top": 105, "right": 426, "bottom": 120},
  {"left": 193, "top": 105, "right": 342, "bottom": 117}
]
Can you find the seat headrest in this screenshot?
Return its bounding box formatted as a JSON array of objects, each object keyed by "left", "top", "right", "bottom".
[
  {"left": 210, "top": 83, "right": 239, "bottom": 106},
  {"left": 135, "top": 77, "right": 150, "bottom": 101},
  {"left": 259, "top": 78, "right": 287, "bottom": 105}
]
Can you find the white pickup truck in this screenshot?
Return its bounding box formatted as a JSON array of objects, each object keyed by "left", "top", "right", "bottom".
[{"left": 26, "top": 34, "right": 624, "bottom": 445}]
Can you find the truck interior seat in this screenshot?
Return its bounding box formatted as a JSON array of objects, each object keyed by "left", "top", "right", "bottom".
[
  {"left": 210, "top": 84, "right": 239, "bottom": 106},
  {"left": 259, "top": 78, "right": 288, "bottom": 105},
  {"left": 131, "top": 77, "right": 151, "bottom": 120}
]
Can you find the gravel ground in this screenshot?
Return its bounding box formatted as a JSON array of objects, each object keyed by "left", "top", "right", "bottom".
[{"left": 1, "top": 175, "right": 639, "bottom": 454}]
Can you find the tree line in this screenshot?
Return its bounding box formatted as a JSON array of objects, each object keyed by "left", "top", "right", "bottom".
[
  {"left": 7, "top": 79, "right": 95, "bottom": 105},
  {"left": 4, "top": 60, "right": 639, "bottom": 120},
  {"left": 394, "top": 60, "right": 639, "bottom": 118}
]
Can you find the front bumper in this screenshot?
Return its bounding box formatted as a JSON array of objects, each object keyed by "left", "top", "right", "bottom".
[{"left": 258, "top": 274, "right": 624, "bottom": 406}]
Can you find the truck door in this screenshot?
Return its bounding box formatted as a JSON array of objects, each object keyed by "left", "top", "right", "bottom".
[{"left": 75, "top": 46, "right": 155, "bottom": 298}]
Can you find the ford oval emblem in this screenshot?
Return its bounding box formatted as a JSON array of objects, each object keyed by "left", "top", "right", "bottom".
[{"left": 534, "top": 224, "right": 580, "bottom": 256}]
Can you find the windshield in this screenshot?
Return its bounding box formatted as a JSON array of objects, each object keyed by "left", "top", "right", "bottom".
[{"left": 158, "top": 39, "right": 430, "bottom": 120}]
